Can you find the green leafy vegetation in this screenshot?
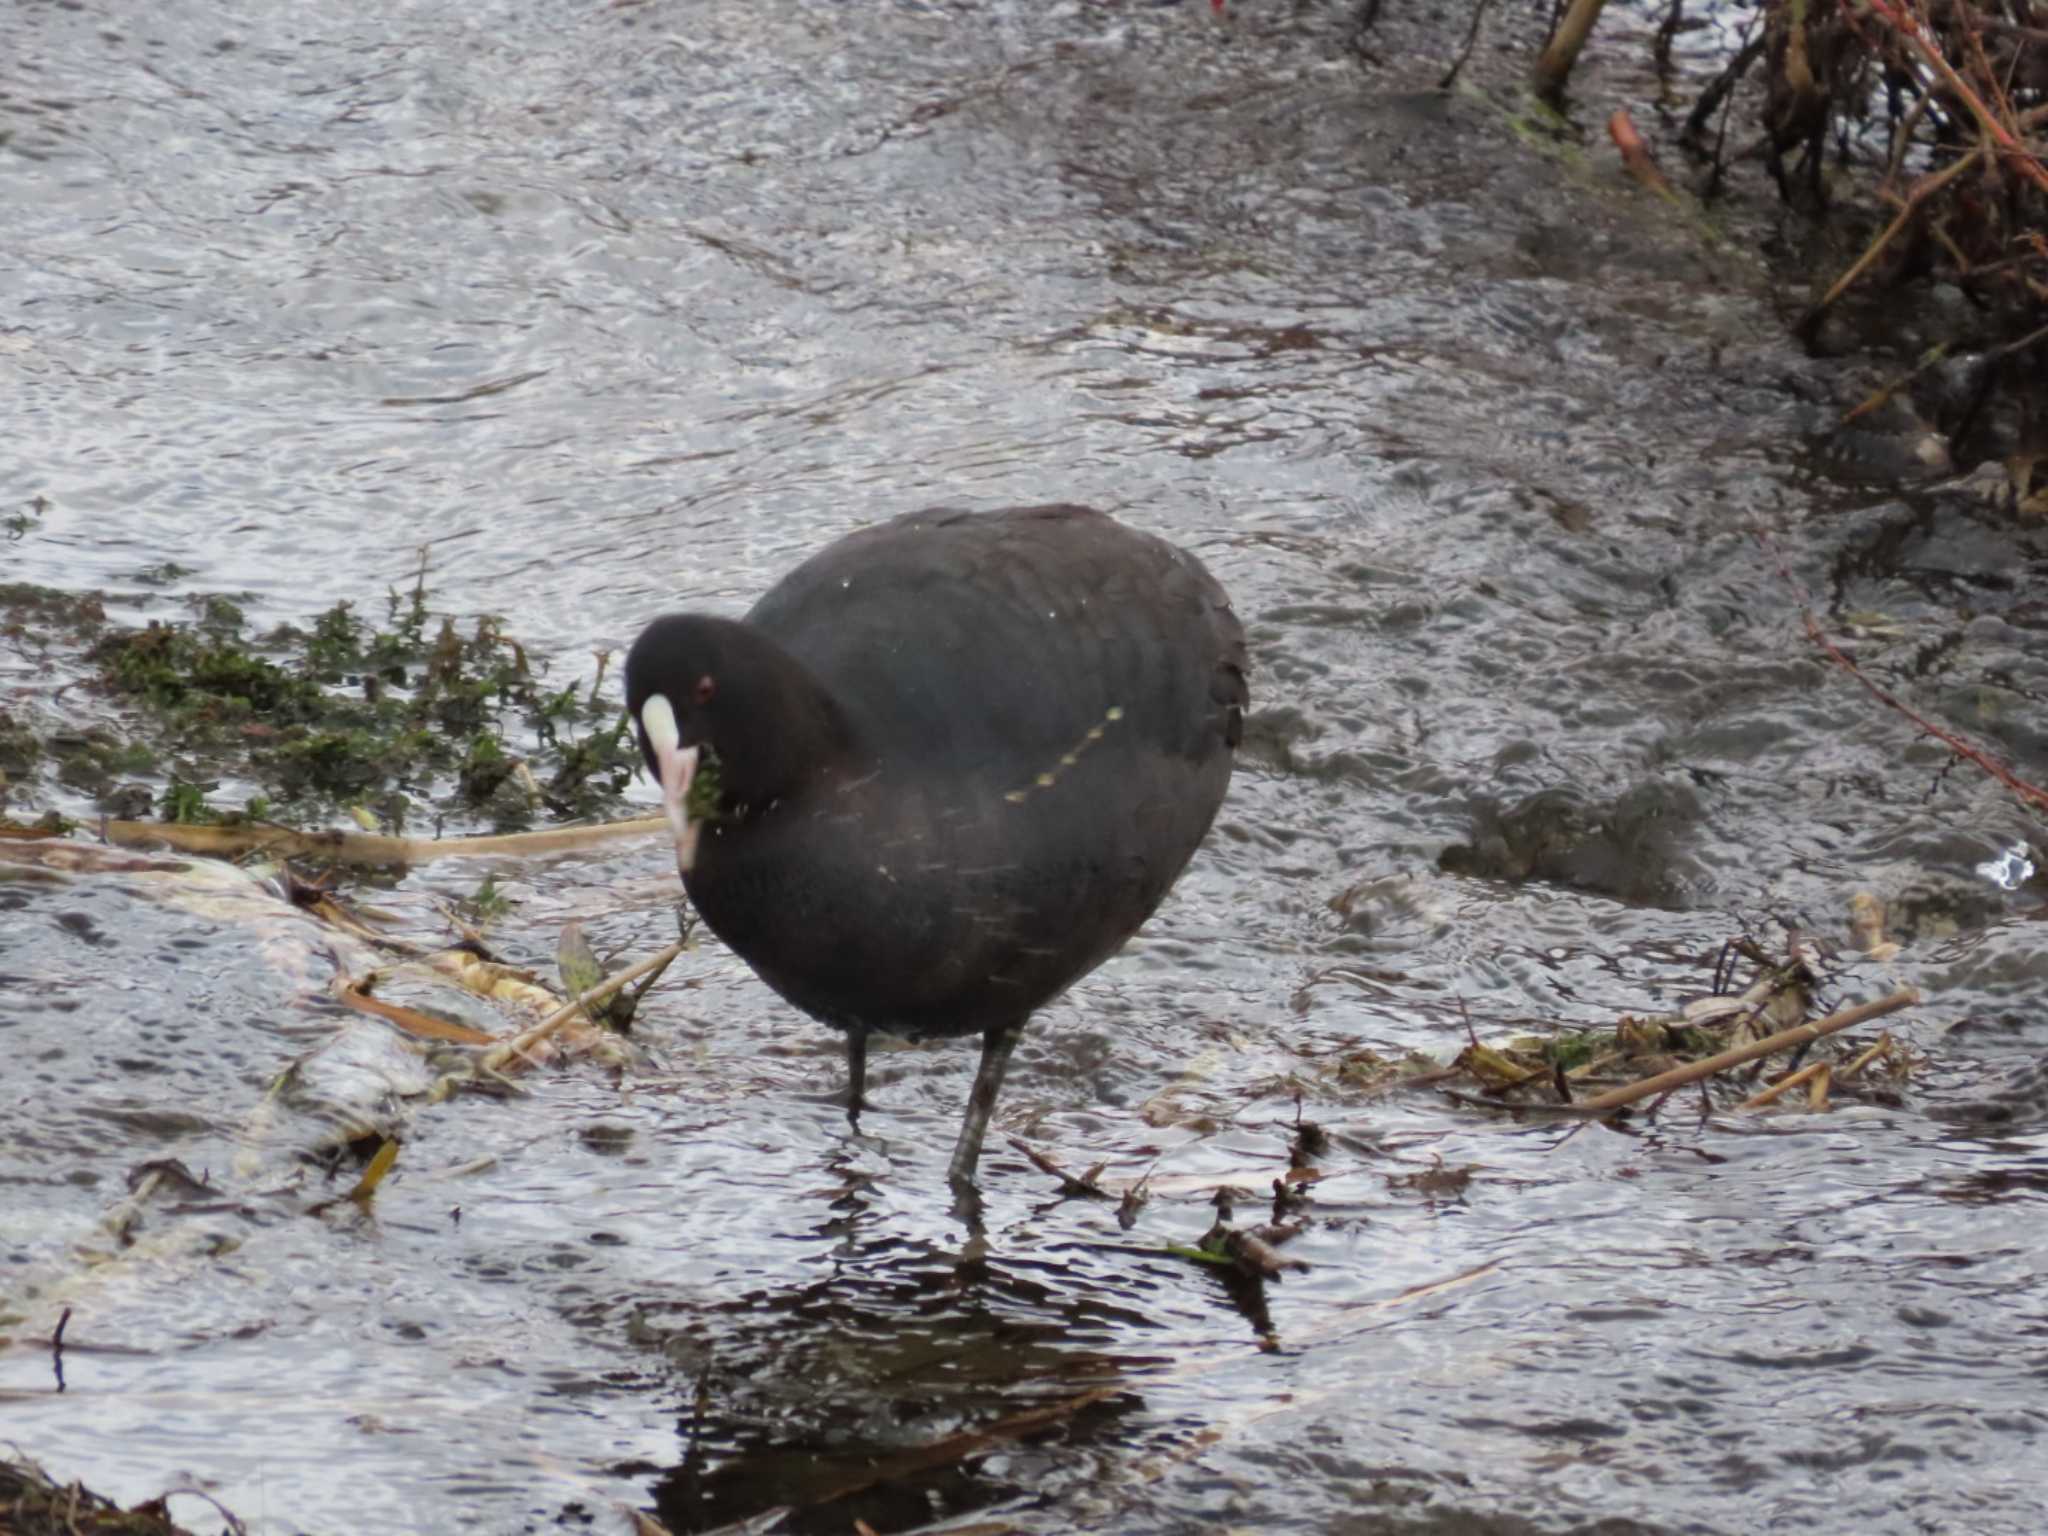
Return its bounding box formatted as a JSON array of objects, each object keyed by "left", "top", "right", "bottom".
[
  {"left": 686, "top": 748, "right": 725, "bottom": 823},
  {"left": 160, "top": 777, "right": 218, "bottom": 825},
  {"left": 4, "top": 557, "right": 640, "bottom": 831},
  {"left": 0, "top": 709, "right": 42, "bottom": 781},
  {"left": 465, "top": 872, "right": 512, "bottom": 924}
]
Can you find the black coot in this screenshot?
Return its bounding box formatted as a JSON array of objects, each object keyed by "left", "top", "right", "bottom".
[{"left": 625, "top": 505, "right": 1247, "bottom": 1186}]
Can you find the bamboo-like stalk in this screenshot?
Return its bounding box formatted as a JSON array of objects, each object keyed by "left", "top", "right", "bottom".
[
  {"left": 1533, "top": 0, "right": 1611, "bottom": 101},
  {"left": 88, "top": 815, "right": 666, "bottom": 865}
]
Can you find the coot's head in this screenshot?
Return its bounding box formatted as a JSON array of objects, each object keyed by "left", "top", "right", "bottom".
[
  {"left": 623, "top": 615, "right": 751, "bottom": 872},
  {"left": 624, "top": 613, "right": 848, "bottom": 873}
]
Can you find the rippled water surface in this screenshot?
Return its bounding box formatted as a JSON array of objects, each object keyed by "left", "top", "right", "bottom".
[{"left": 5, "top": 2, "right": 2047, "bottom": 1533}]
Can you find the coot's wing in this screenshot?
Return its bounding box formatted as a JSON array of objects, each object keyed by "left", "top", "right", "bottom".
[{"left": 746, "top": 505, "right": 1244, "bottom": 779}]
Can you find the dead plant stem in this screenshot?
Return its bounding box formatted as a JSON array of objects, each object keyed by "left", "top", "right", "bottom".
[{"left": 1572, "top": 989, "right": 1919, "bottom": 1112}]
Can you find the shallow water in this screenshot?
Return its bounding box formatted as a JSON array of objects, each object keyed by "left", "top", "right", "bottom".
[{"left": 4, "top": 2, "right": 2047, "bottom": 1533}]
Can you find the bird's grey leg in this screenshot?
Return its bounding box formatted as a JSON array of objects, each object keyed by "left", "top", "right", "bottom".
[
  {"left": 845, "top": 1029, "right": 868, "bottom": 1124},
  {"left": 947, "top": 1020, "right": 1025, "bottom": 1188}
]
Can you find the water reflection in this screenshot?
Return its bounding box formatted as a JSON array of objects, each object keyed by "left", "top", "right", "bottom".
[{"left": 635, "top": 1167, "right": 1162, "bottom": 1533}]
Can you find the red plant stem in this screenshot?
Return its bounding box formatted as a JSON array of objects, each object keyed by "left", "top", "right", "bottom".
[
  {"left": 1756, "top": 528, "right": 2048, "bottom": 815},
  {"left": 1799, "top": 612, "right": 2048, "bottom": 813}
]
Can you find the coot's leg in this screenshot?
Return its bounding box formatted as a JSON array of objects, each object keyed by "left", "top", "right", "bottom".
[
  {"left": 845, "top": 1029, "right": 868, "bottom": 1124},
  {"left": 947, "top": 1020, "right": 1025, "bottom": 1188}
]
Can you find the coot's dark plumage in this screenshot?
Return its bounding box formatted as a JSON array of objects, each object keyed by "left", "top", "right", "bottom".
[{"left": 625, "top": 505, "right": 1246, "bottom": 1186}]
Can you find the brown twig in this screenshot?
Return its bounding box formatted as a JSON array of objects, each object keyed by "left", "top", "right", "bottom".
[
  {"left": 332, "top": 980, "right": 497, "bottom": 1046},
  {"left": 1796, "top": 143, "right": 1986, "bottom": 337},
  {"left": 476, "top": 941, "right": 685, "bottom": 1074},
  {"left": 1737, "top": 1059, "right": 1831, "bottom": 1109},
  {"left": 1839, "top": 1033, "right": 1896, "bottom": 1081},
  {"left": 1438, "top": 0, "right": 1498, "bottom": 91},
  {"left": 1009, "top": 1138, "right": 1112, "bottom": 1198},
  {"left": 1683, "top": 30, "right": 1763, "bottom": 150},
  {"left": 1861, "top": 0, "right": 2048, "bottom": 197},
  {"left": 1571, "top": 989, "right": 1920, "bottom": 1112}
]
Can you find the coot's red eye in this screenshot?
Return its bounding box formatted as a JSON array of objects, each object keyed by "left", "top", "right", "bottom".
[{"left": 694, "top": 674, "right": 717, "bottom": 705}]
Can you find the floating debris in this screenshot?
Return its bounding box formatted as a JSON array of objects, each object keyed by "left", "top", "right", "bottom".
[
  {"left": 1421, "top": 934, "right": 1920, "bottom": 1120},
  {"left": 1010, "top": 1138, "right": 1113, "bottom": 1200},
  {"left": 0, "top": 1447, "right": 236, "bottom": 1536}
]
